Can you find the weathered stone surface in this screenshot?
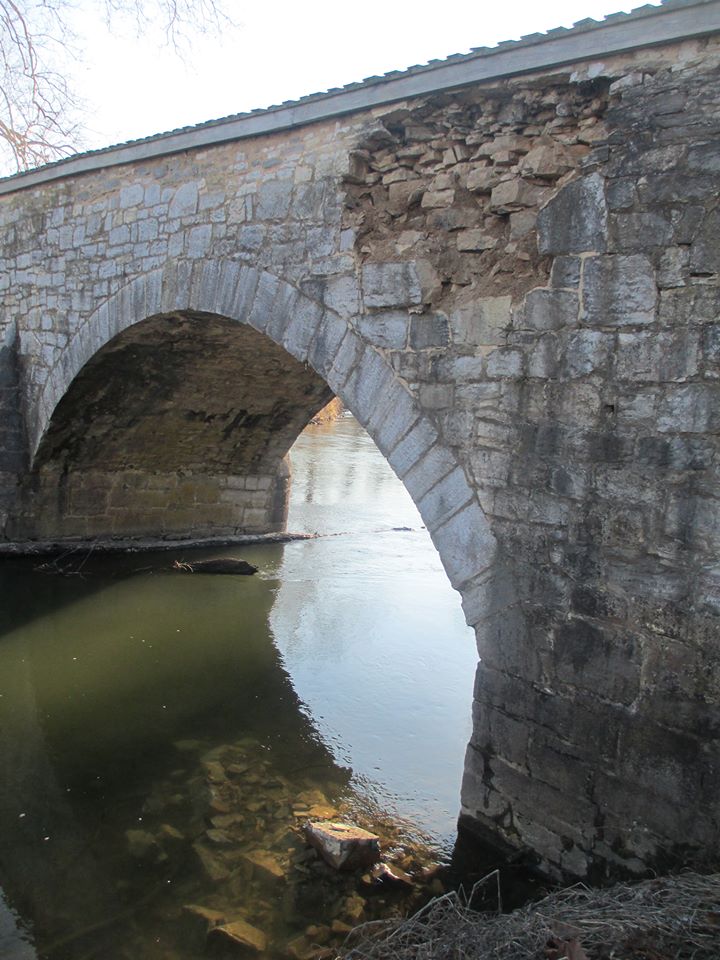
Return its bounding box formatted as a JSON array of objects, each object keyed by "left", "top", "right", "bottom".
[
  {"left": 456, "top": 229, "right": 497, "bottom": 252},
  {"left": 361, "top": 262, "right": 422, "bottom": 308},
  {"left": 537, "top": 173, "right": 608, "bottom": 254},
  {"left": 450, "top": 297, "right": 511, "bottom": 346},
  {"left": 356, "top": 311, "right": 408, "bottom": 349},
  {"left": 305, "top": 821, "right": 381, "bottom": 871},
  {"left": 520, "top": 289, "right": 578, "bottom": 331},
  {"left": 581, "top": 255, "right": 657, "bottom": 326},
  {"left": 490, "top": 179, "right": 546, "bottom": 214}
]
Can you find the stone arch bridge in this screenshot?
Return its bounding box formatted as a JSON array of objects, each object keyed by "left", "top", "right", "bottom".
[{"left": 1, "top": 0, "right": 719, "bottom": 881}]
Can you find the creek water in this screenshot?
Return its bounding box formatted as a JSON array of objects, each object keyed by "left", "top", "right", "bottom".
[{"left": 0, "top": 414, "right": 479, "bottom": 959}]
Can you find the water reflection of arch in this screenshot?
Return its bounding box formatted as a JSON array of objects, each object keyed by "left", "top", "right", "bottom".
[{"left": 0, "top": 550, "right": 349, "bottom": 954}]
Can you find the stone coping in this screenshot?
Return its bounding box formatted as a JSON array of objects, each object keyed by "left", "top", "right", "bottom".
[{"left": 0, "top": 0, "right": 719, "bottom": 195}]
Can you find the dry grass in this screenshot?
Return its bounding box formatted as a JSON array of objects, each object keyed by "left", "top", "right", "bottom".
[{"left": 341, "top": 871, "right": 720, "bottom": 960}]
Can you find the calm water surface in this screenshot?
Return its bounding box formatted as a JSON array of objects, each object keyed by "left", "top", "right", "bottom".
[{"left": 0, "top": 414, "right": 477, "bottom": 959}]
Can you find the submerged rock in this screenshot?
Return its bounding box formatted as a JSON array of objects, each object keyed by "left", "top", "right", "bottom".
[
  {"left": 243, "top": 849, "right": 286, "bottom": 883},
  {"left": 182, "top": 902, "right": 227, "bottom": 937},
  {"left": 369, "top": 862, "right": 414, "bottom": 888},
  {"left": 193, "top": 842, "right": 231, "bottom": 883},
  {"left": 126, "top": 829, "right": 161, "bottom": 862},
  {"left": 305, "top": 821, "right": 381, "bottom": 871},
  {"left": 208, "top": 919, "right": 267, "bottom": 955}
]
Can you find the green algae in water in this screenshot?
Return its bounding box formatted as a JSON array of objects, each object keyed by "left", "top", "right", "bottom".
[{"left": 0, "top": 416, "right": 479, "bottom": 958}]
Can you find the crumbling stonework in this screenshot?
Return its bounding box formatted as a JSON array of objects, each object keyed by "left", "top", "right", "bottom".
[{"left": 0, "top": 10, "right": 718, "bottom": 881}]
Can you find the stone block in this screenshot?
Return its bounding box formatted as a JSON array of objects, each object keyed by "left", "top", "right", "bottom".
[
  {"left": 246, "top": 273, "right": 280, "bottom": 335},
  {"left": 409, "top": 313, "right": 449, "bottom": 350},
  {"left": 318, "top": 274, "right": 360, "bottom": 318},
  {"left": 687, "top": 141, "right": 720, "bottom": 174},
  {"left": 256, "top": 179, "right": 293, "bottom": 220},
  {"left": 356, "top": 311, "right": 408, "bottom": 349},
  {"left": 402, "top": 442, "right": 457, "bottom": 502},
  {"left": 343, "top": 349, "right": 396, "bottom": 425},
  {"left": 456, "top": 230, "right": 497, "bottom": 252},
  {"left": 509, "top": 210, "right": 537, "bottom": 239},
  {"left": 658, "top": 246, "right": 690, "bottom": 289},
  {"left": 388, "top": 418, "right": 438, "bottom": 479},
  {"left": 527, "top": 334, "right": 559, "bottom": 379},
  {"left": 606, "top": 177, "right": 636, "bottom": 211},
  {"left": 361, "top": 262, "right": 422, "bottom": 309},
  {"left": 581, "top": 255, "right": 657, "bottom": 326},
  {"left": 519, "top": 142, "right": 574, "bottom": 179},
  {"left": 421, "top": 189, "right": 455, "bottom": 209},
  {"left": 368, "top": 385, "right": 418, "bottom": 456},
  {"left": 119, "top": 183, "right": 144, "bottom": 208},
  {"left": 657, "top": 384, "right": 720, "bottom": 434},
  {"left": 430, "top": 500, "right": 495, "bottom": 588},
  {"left": 450, "top": 297, "right": 511, "bottom": 346},
  {"left": 489, "top": 179, "right": 546, "bottom": 214},
  {"left": 187, "top": 224, "right": 212, "bottom": 259},
  {"left": 168, "top": 182, "right": 199, "bottom": 219},
  {"left": 537, "top": 172, "right": 608, "bottom": 255},
  {"left": 292, "top": 180, "right": 327, "bottom": 220},
  {"left": 520, "top": 288, "right": 578, "bottom": 331},
  {"left": 690, "top": 208, "right": 720, "bottom": 275},
  {"left": 418, "top": 382, "right": 453, "bottom": 410},
  {"left": 417, "top": 465, "right": 473, "bottom": 532},
  {"left": 466, "top": 166, "right": 499, "bottom": 194},
  {"left": 281, "top": 297, "right": 325, "bottom": 360},
  {"left": 610, "top": 212, "right": 674, "bottom": 252},
  {"left": 485, "top": 348, "right": 523, "bottom": 379},
  {"left": 326, "top": 331, "right": 365, "bottom": 393},
  {"left": 562, "top": 330, "right": 613, "bottom": 378}
]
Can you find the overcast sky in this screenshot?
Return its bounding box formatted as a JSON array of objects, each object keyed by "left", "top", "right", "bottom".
[{"left": 63, "top": 0, "right": 659, "bottom": 153}]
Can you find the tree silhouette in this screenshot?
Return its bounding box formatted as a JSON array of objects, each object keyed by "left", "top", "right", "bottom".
[{"left": 0, "top": 0, "right": 232, "bottom": 173}]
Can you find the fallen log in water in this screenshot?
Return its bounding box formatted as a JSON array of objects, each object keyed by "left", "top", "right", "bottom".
[{"left": 172, "top": 558, "right": 258, "bottom": 575}]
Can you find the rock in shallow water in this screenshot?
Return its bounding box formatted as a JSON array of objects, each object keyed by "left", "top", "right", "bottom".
[
  {"left": 305, "top": 821, "right": 381, "bottom": 871},
  {"left": 207, "top": 919, "right": 267, "bottom": 954}
]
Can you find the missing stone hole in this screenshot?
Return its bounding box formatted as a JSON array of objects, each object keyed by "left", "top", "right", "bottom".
[{"left": 604, "top": 404, "right": 616, "bottom": 415}]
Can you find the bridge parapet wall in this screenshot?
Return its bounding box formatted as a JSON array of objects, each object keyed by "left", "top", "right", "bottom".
[{"left": 0, "top": 28, "right": 718, "bottom": 880}]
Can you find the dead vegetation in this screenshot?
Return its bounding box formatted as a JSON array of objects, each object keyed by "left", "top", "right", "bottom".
[{"left": 341, "top": 870, "right": 720, "bottom": 960}]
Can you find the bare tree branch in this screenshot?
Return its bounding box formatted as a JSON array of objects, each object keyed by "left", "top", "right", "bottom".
[{"left": 0, "top": 0, "right": 234, "bottom": 173}]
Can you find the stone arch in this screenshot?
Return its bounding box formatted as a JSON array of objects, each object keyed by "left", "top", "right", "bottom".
[{"left": 30, "top": 258, "right": 496, "bottom": 610}]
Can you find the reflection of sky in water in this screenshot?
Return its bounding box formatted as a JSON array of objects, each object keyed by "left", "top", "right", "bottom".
[
  {"left": 270, "top": 414, "right": 478, "bottom": 841},
  {"left": 0, "top": 890, "right": 34, "bottom": 960}
]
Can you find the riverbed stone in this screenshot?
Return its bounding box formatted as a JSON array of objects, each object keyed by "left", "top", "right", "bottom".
[
  {"left": 305, "top": 822, "right": 381, "bottom": 871},
  {"left": 208, "top": 920, "right": 267, "bottom": 955}
]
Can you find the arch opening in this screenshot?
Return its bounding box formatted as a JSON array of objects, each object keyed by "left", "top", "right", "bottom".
[{"left": 19, "top": 312, "right": 335, "bottom": 541}]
